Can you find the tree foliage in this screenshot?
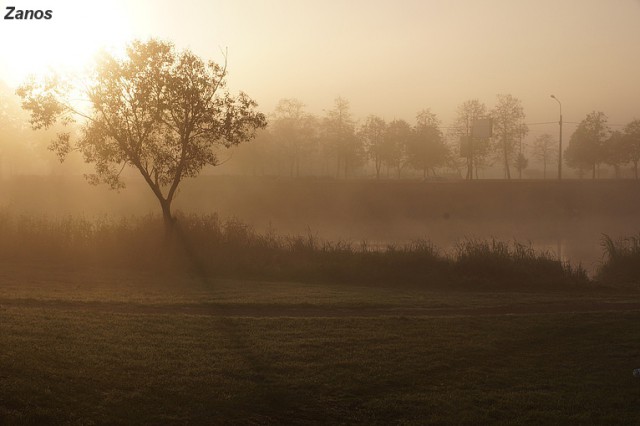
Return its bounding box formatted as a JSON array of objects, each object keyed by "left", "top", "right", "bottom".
[
  {"left": 451, "top": 99, "right": 490, "bottom": 179},
  {"left": 383, "top": 119, "right": 412, "bottom": 178},
  {"left": 532, "top": 134, "right": 556, "bottom": 179},
  {"left": 359, "top": 115, "right": 387, "bottom": 179},
  {"left": 602, "top": 130, "right": 628, "bottom": 178},
  {"left": 407, "top": 109, "right": 448, "bottom": 178},
  {"left": 491, "top": 94, "right": 528, "bottom": 180},
  {"left": 565, "top": 111, "right": 610, "bottom": 179},
  {"left": 271, "top": 98, "right": 317, "bottom": 177},
  {"left": 321, "top": 97, "right": 362, "bottom": 178}
]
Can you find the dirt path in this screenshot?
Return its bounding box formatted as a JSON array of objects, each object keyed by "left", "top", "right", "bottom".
[{"left": 2, "top": 297, "right": 640, "bottom": 317}]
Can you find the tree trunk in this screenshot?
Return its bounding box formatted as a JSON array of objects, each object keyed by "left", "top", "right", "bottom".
[
  {"left": 503, "top": 138, "right": 511, "bottom": 180},
  {"left": 160, "top": 199, "right": 175, "bottom": 237},
  {"left": 592, "top": 164, "right": 596, "bottom": 179},
  {"left": 635, "top": 161, "right": 638, "bottom": 179}
]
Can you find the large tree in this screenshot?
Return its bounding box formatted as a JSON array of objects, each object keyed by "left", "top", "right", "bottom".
[
  {"left": 565, "top": 111, "right": 610, "bottom": 179},
  {"left": 17, "top": 39, "right": 266, "bottom": 232},
  {"left": 491, "top": 94, "right": 528, "bottom": 180}
]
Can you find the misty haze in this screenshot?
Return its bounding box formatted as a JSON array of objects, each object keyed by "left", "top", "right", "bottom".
[{"left": 1, "top": 1, "right": 640, "bottom": 424}]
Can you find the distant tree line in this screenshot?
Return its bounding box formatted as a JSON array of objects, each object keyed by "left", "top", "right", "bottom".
[
  {"left": 232, "top": 95, "right": 533, "bottom": 180},
  {"left": 232, "top": 97, "right": 452, "bottom": 179},
  {"left": 231, "top": 97, "right": 640, "bottom": 180}
]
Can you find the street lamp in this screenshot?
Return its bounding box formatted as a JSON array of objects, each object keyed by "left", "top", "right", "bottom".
[{"left": 550, "top": 95, "right": 563, "bottom": 180}]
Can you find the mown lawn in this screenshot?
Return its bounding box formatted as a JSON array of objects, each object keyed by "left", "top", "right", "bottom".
[{"left": 2, "top": 269, "right": 640, "bottom": 425}]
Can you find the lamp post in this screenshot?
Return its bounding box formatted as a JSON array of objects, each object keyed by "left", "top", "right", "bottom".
[{"left": 550, "top": 95, "right": 563, "bottom": 180}]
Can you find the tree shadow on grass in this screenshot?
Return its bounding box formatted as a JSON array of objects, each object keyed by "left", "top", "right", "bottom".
[{"left": 170, "top": 222, "right": 311, "bottom": 421}]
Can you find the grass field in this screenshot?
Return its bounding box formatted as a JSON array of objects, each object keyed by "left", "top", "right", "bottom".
[{"left": 2, "top": 264, "right": 640, "bottom": 425}]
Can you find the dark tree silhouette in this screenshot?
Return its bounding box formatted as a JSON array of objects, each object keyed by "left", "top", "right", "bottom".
[
  {"left": 17, "top": 39, "right": 266, "bottom": 233},
  {"left": 407, "top": 109, "right": 448, "bottom": 178},
  {"left": 602, "top": 130, "right": 628, "bottom": 178},
  {"left": 565, "top": 111, "right": 609, "bottom": 179}
]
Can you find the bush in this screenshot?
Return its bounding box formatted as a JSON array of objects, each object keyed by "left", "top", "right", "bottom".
[{"left": 597, "top": 234, "right": 640, "bottom": 285}]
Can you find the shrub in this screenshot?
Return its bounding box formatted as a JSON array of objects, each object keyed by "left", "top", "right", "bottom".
[{"left": 597, "top": 234, "right": 640, "bottom": 285}]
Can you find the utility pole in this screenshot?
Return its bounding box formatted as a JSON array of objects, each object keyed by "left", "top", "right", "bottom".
[{"left": 551, "top": 95, "right": 563, "bottom": 180}]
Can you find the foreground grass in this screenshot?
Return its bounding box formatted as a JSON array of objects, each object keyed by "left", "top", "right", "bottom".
[
  {"left": 2, "top": 307, "right": 640, "bottom": 425},
  {"left": 2, "top": 268, "right": 640, "bottom": 425}
]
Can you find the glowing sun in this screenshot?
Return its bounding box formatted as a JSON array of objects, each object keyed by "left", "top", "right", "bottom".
[{"left": 0, "top": 0, "right": 134, "bottom": 87}]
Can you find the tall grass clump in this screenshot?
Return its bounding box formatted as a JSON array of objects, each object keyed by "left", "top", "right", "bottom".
[
  {"left": 597, "top": 234, "right": 640, "bottom": 285},
  {"left": 453, "top": 239, "right": 588, "bottom": 290}
]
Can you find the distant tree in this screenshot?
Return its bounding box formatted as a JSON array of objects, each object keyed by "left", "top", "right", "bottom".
[
  {"left": 271, "top": 98, "right": 317, "bottom": 177},
  {"left": 623, "top": 119, "right": 640, "bottom": 179},
  {"left": 17, "top": 39, "right": 267, "bottom": 233},
  {"left": 407, "top": 109, "right": 448, "bottom": 178},
  {"left": 565, "top": 111, "right": 610, "bottom": 179},
  {"left": 231, "top": 127, "right": 275, "bottom": 176},
  {"left": 359, "top": 115, "right": 386, "bottom": 179},
  {"left": 321, "top": 97, "right": 362, "bottom": 178},
  {"left": 532, "top": 133, "right": 556, "bottom": 179},
  {"left": 491, "top": 94, "right": 528, "bottom": 180},
  {"left": 602, "top": 130, "right": 628, "bottom": 178},
  {"left": 450, "top": 99, "right": 490, "bottom": 179},
  {"left": 514, "top": 153, "right": 528, "bottom": 179},
  {"left": 382, "top": 119, "right": 412, "bottom": 178}
]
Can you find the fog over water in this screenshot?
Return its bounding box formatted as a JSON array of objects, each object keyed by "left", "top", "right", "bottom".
[{"left": 3, "top": 175, "right": 637, "bottom": 274}]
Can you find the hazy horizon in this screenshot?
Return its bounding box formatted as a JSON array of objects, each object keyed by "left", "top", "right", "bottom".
[{"left": 1, "top": 0, "right": 639, "bottom": 135}]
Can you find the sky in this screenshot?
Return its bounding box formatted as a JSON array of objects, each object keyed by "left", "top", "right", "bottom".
[{"left": 1, "top": 0, "right": 640, "bottom": 137}]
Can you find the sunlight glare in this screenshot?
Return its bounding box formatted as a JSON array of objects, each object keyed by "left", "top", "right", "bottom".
[{"left": 0, "top": 0, "right": 134, "bottom": 87}]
